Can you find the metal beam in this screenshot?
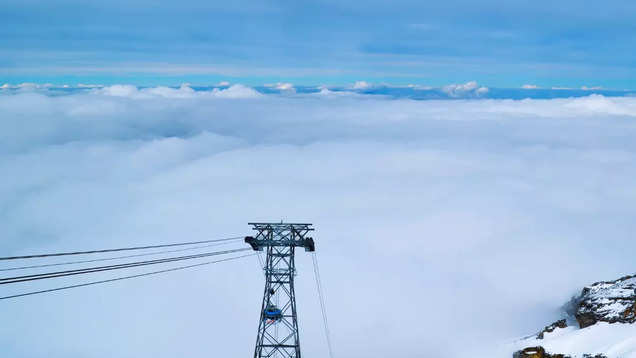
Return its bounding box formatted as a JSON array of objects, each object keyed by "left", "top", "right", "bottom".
[{"left": 249, "top": 222, "right": 315, "bottom": 358}]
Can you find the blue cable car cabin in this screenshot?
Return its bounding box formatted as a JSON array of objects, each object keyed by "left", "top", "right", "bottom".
[{"left": 263, "top": 305, "right": 283, "bottom": 321}]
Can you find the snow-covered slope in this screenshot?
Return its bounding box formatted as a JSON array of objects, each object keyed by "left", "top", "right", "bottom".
[
  {"left": 512, "top": 322, "right": 636, "bottom": 357},
  {"left": 509, "top": 274, "right": 636, "bottom": 358}
]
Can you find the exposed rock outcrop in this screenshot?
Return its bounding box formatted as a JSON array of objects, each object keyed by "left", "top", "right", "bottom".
[
  {"left": 514, "top": 274, "right": 636, "bottom": 357},
  {"left": 537, "top": 319, "right": 567, "bottom": 339},
  {"left": 512, "top": 346, "right": 608, "bottom": 358},
  {"left": 575, "top": 275, "right": 636, "bottom": 328},
  {"left": 513, "top": 346, "right": 571, "bottom": 358},
  {"left": 513, "top": 346, "right": 546, "bottom": 358}
]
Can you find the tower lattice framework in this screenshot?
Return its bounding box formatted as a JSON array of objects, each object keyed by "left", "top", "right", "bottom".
[{"left": 245, "top": 222, "right": 315, "bottom": 358}]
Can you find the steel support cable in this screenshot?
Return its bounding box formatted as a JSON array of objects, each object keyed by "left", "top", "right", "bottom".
[
  {"left": 312, "top": 252, "right": 334, "bottom": 358},
  {"left": 0, "top": 241, "right": 238, "bottom": 272},
  {"left": 0, "top": 253, "right": 257, "bottom": 301},
  {"left": 0, "top": 236, "right": 244, "bottom": 261},
  {"left": 256, "top": 252, "right": 266, "bottom": 276},
  {"left": 0, "top": 247, "right": 251, "bottom": 285}
]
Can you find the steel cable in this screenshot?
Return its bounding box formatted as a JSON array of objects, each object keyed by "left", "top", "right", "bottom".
[
  {"left": 312, "top": 252, "right": 334, "bottom": 358},
  {"left": 0, "top": 253, "right": 256, "bottom": 301},
  {"left": 0, "top": 236, "right": 244, "bottom": 261},
  {"left": 0, "top": 247, "right": 251, "bottom": 285},
  {"left": 0, "top": 241, "right": 238, "bottom": 272}
]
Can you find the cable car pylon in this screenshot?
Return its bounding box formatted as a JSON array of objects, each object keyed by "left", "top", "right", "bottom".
[{"left": 245, "top": 222, "right": 316, "bottom": 358}]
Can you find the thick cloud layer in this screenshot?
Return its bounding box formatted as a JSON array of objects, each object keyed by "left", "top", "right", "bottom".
[{"left": 1, "top": 87, "right": 636, "bottom": 357}]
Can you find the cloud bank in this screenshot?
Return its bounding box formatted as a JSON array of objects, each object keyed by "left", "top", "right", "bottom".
[
  {"left": 2, "top": 82, "right": 633, "bottom": 100},
  {"left": 95, "top": 83, "right": 261, "bottom": 99},
  {"left": 442, "top": 81, "right": 489, "bottom": 97},
  {"left": 1, "top": 88, "right": 636, "bottom": 357}
]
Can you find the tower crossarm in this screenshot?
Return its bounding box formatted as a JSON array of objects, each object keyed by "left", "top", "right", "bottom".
[{"left": 245, "top": 223, "right": 315, "bottom": 252}]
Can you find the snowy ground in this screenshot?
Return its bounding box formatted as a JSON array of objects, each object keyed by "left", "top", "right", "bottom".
[{"left": 507, "top": 322, "right": 636, "bottom": 358}]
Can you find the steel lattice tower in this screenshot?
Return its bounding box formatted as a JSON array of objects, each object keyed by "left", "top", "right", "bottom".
[{"left": 245, "top": 222, "right": 315, "bottom": 358}]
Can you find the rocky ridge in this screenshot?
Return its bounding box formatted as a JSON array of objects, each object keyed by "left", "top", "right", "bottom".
[
  {"left": 575, "top": 275, "right": 636, "bottom": 328},
  {"left": 537, "top": 320, "right": 567, "bottom": 339},
  {"left": 513, "top": 274, "right": 636, "bottom": 358}
]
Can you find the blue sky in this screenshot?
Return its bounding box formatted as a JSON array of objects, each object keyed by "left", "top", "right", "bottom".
[{"left": 2, "top": 0, "right": 636, "bottom": 88}]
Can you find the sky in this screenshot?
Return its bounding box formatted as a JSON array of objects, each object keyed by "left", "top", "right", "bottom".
[
  {"left": 2, "top": 86, "right": 636, "bottom": 357},
  {"left": 2, "top": 0, "right": 636, "bottom": 88}
]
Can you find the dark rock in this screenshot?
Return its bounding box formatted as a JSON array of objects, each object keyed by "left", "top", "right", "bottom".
[
  {"left": 513, "top": 346, "right": 571, "bottom": 358},
  {"left": 576, "top": 311, "right": 598, "bottom": 329},
  {"left": 575, "top": 274, "right": 636, "bottom": 328},
  {"left": 514, "top": 274, "right": 636, "bottom": 358},
  {"left": 513, "top": 346, "right": 546, "bottom": 358},
  {"left": 537, "top": 319, "right": 567, "bottom": 339}
]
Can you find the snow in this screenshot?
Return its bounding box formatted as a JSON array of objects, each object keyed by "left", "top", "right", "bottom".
[
  {"left": 586, "top": 277, "right": 636, "bottom": 299},
  {"left": 510, "top": 322, "right": 636, "bottom": 358},
  {"left": 579, "top": 276, "right": 636, "bottom": 322},
  {"left": 599, "top": 301, "right": 632, "bottom": 320},
  {"left": 504, "top": 276, "right": 636, "bottom": 357}
]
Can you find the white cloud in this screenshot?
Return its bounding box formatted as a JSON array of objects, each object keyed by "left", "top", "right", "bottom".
[
  {"left": 352, "top": 80, "right": 372, "bottom": 89},
  {"left": 209, "top": 84, "right": 261, "bottom": 98},
  {"left": 0, "top": 82, "right": 57, "bottom": 91},
  {"left": 217, "top": 81, "right": 230, "bottom": 86},
  {"left": 18, "top": 82, "right": 40, "bottom": 89},
  {"left": 441, "top": 81, "right": 489, "bottom": 97},
  {"left": 96, "top": 84, "right": 142, "bottom": 97},
  {"left": 144, "top": 84, "right": 197, "bottom": 98},
  {"left": 476, "top": 86, "right": 489, "bottom": 95},
  {"left": 264, "top": 82, "right": 295, "bottom": 92},
  {"left": 522, "top": 84, "right": 539, "bottom": 89},
  {"left": 316, "top": 87, "right": 338, "bottom": 96},
  {"left": 313, "top": 86, "right": 366, "bottom": 98},
  {"left": 2, "top": 90, "right": 636, "bottom": 358},
  {"left": 277, "top": 82, "right": 295, "bottom": 91},
  {"left": 94, "top": 84, "right": 260, "bottom": 99},
  {"left": 582, "top": 85, "right": 603, "bottom": 90},
  {"left": 77, "top": 83, "right": 103, "bottom": 88}
]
